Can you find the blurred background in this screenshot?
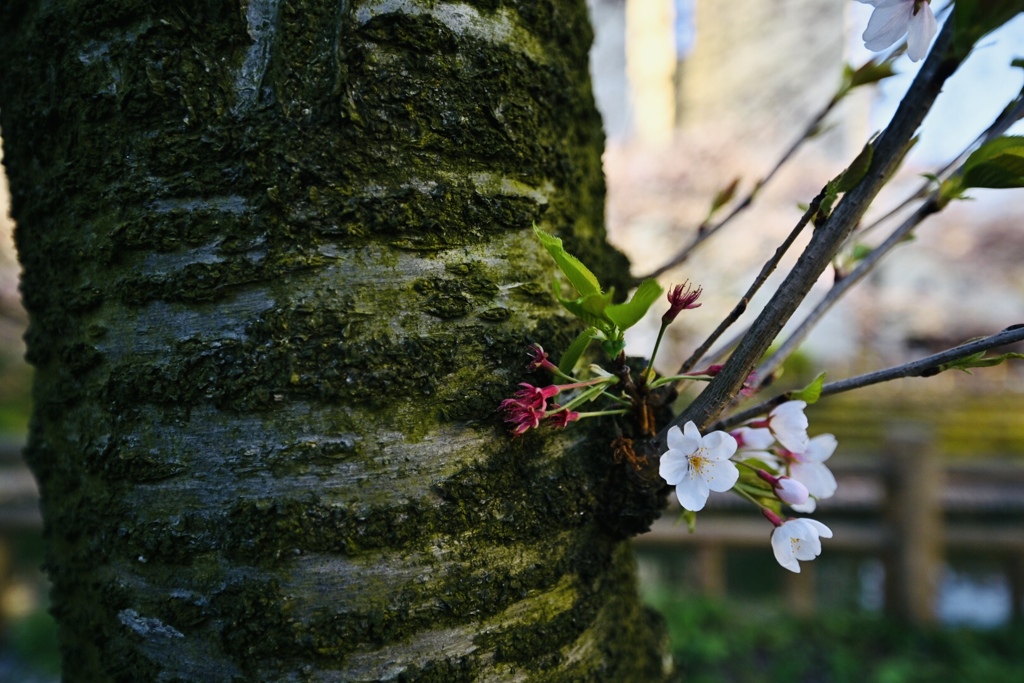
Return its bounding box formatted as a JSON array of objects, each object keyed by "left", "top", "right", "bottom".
[
  {"left": 1, "top": 0, "right": 1023, "bottom": 680},
  {"left": 593, "top": 1, "right": 1024, "bottom": 680}
]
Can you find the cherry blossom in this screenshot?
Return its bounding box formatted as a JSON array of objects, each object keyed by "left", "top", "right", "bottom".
[
  {"left": 787, "top": 434, "right": 839, "bottom": 513},
  {"left": 770, "top": 518, "right": 833, "bottom": 573},
  {"left": 857, "top": 0, "right": 937, "bottom": 62},
  {"left": 525, "top": 344, "right": 558, "bottom": 373},
  {"left": 660, "top": 421, "right": 739, "bottom": 511},
  {"left": 748, "top": 400, "right": 809, "bottom": 453}
]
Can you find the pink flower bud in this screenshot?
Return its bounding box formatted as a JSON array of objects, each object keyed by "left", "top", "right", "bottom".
[{"left": 757, "top": 470, "right": 809, "bottom": 506}]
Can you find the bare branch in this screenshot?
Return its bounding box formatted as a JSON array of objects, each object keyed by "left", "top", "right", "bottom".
[
  {"left": 757, "top": 92, "right": 1024, "bottom": 381},
  {"left": 640, "top": 89, "right": 843, "bottom": 281},
  {"left": 715, "top": 324, "right": 1024, "bottom": 431}
]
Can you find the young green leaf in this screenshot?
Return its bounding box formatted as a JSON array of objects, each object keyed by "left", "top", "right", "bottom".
[
  {"left": 843, "top": 58, "right": 897, "bottom": 91},
  {"left": 558, "top": 327, "right": 598, "bottom": 375},
  {"left": 788, "top": 371, "right": 826, "bottom": 404},
  {"left": 706, "top": 177, "right": 740, "bottom": 221},
  {"left": 605, "top": 280, "right": 665, "bottom": 331},
  {"left": 534, "top": 226, "right": 602, "bottom": 298},
  {"left": 558, "top": 289, "right": 616, "bottom": 330},
  {"left": 939, "top": 351, "right": 1024, "bottom": 374},
  {"left": 959, "top": 136, "right": 1024, "bottom": 190},
  {"left": 835, "top": 142, "right": 874, "bottom": 193}
]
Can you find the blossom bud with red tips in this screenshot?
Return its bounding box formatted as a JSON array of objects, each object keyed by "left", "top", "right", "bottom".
[
  {"left": 663, "top": 281, "right": 703, "bottom": 324},
  {"left": 525, "top": 344, "right": 559, "bottom": 373},
  {"left": 546, "top": 405, "right": 581, "bottom": 429}
]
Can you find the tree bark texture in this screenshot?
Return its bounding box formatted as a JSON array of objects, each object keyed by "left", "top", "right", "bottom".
[{"left": 0, "top": 0, "right": 668, "bottom": 680}]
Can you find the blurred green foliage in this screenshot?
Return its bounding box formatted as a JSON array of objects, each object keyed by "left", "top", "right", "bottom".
[
  {"left": 648, "top": 594, "right": 1024, "bottom": 683},
  {"left": 6, "top": 608, "right": 60, "bottom": 676}
]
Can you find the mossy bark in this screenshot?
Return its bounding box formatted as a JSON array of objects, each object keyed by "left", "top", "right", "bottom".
[{"left": 0, "top": 0, "right": 667, "bottom": 680}]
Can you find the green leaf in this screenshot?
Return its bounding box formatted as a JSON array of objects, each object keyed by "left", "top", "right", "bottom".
[
  {"left": 835, "top": 142, "right": 874, "bottom": 193},
  {"left": 788, "top": 371, "right": 826, "bottom": 404},
  {"left": 558, "top": 289, "right": 616, "bottom": 329},
  {"left": 558, "top": 327, "right": 598, "bottom": 375},
  {"left": 961, "top": 136, "right": 1024, "bottom": 190},
  {"left": 706, "top": 177, "right": 740, "bottom": 220},
  {"left": 844, "top": 58, "right": 896, "bottom": 90},
  {"left": 601, "top": 337, "right": 626, "bottom": 358},
  {"left": 850, "top": 243, "right": 873, "bottom": 262},
  {"left": 605, "top": 280, "right": 664, "bottom": 331},
  {"left": 940, "top": 351, "right": 1024, "bottom": 374},
  {"left": 534, "top": 226, "right": 602, "bottom": 298},
  {"left": 953, "top": 0, "right": 1024, "bottom": 58},
  {"left": 964, "top": 136, "right": 1024, "bottom": 167}
]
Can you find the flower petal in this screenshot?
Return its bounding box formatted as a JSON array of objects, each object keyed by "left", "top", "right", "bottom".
[
  {"left": 668, "top": 424, "right": 699, "bottom": 455},
  {"left": 771, "top": 528, "right": 801, "bottom": 573},
  {"left": 906, "top": 2, "right": 937, "bottom": 61},
  {"left": 683, "top": 421, "right": 702, "bottom": 443},
  {"left": 770, "top": 402, "right": 809, "bottom": 452},
  {"left": 675, "top": 474, "right": 711, "bottom": 512},
  {"left": 805, "top": 434, "right": 838, "bottom": 463},
  {"left": 863, "top": 3, "right": 914, "bottom": 51},
  {"left": 701, "top": 430, "right": 738, "bottom": 460},
  {"left": 791, "top": 462, "right": 837, "bottom": 500},
  {"left": 703, "top": 458, "right": 740, "bottom": 493},
  {"left": 789, "top": 497, "right": 818, "bottom": 513},
  {"left": 734, "top": 426, "right": 774, "bottom": 450},
  {"left": 659, "top": 450, "right": 690, "bottom": 485}
]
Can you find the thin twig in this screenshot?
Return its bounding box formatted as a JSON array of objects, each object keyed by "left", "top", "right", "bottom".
[
  {"left": 845, "top": 89, "right": 1024, "bottom": 249},
  {"left": 756, "top": 197, "right": 939, "bottom": 382},
  {"left": 640, "top": 93, "right": 841, "bottom": 281},
  {"left": 677, "top": 190, "right": 825, "bottom": 374},
  {"left": 756, "top": 93, "right": 1024, "bottom": 381},
  {"left": 714, "top": 324, "right": 1024, "bottom": 431}
]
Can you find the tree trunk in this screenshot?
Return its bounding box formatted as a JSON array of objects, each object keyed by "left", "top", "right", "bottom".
[{"left": 0, "top": 1, "right": 668, "bottom": 680}]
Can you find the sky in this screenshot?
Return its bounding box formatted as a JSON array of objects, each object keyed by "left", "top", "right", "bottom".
[{"left": 848, "top": 4, "right": 1024, "bottom": 165}]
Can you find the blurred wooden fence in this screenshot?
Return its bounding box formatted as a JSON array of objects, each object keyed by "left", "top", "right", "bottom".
[
  {"left": 4, "top": 429, "right": 1024, "bottom": 624},
  {"left": 636, "top": 428, "right": 1024, "bottom": 623}
]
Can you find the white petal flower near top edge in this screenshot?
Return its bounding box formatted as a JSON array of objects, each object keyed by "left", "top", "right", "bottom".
[
  {"left": 857, "top": 0, "right": 937, "bottom": 62},
  {"left": 660, "top": 421, "right": 740, "bottom": 512}
]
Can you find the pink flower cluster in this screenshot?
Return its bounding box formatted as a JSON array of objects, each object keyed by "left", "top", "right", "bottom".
[{"left": 499, "top": 383, "right": 579, "bottom": 435}]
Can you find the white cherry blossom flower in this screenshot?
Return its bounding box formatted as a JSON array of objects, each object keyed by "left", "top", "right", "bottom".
[
  {"left": 771, "top": 518, "right": 833, "bottom": 573},
  {"left": 857, "top": 0, "right": 937, "bottom": 62},
  {"left": 765, "top": 401, "right": 809, "bottom": 453},
  {"left": 660, "top": 421, "right": 739, "bottom": 512},
  {"left": 731, "top": 426, "right": 779, "bottom": 466},
  {"left": 788, "top": 434, "right": 838, "bottom": 513}
]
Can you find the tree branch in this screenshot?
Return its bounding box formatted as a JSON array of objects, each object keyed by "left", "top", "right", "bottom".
[
  {"left": 648, "top": 18, "right": 962, "bottom": 452},
  {"left": 678, "top": 190, "right": 824, "bottom": 374},
  {"left": 757, "top": 93, "right": 1024, "bottom": 380},
  {"left": 714, "top": 324, "right": 1024, "bottom": 431},
  {"left": 641, "top": 84, "right": 843, "bottom": 281}
]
